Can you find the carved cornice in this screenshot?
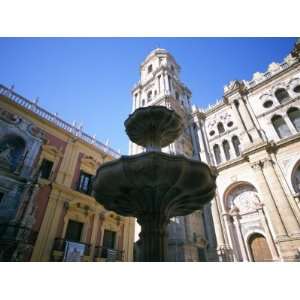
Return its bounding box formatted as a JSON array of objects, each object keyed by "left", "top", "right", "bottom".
[{"left": 250, "top": 161, "right": 262, "bottom": 171}]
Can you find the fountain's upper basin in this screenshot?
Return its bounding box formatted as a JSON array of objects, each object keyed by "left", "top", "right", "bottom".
[
  {"left": 92, "top": 151, "right": 217, "bottom": 219},
  {"left": 125, "top": 106, "right": 184, "bottom": 149}
]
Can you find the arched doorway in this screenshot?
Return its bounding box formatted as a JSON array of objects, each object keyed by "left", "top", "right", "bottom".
[
  {"left": 224, "top": 182, "right": 264, "bottom": 261},
  {"left": 248, "top": 233, "right": 272, "bottom": 262}
]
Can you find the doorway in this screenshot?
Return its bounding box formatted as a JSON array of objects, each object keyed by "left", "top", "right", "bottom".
[{"left": 248, "top": 233, "right": 272, "bottom": 262}]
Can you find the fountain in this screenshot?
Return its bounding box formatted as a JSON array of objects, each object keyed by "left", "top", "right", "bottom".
[{"left": 92, "top": 106, "right": 217, "bottom": 261}]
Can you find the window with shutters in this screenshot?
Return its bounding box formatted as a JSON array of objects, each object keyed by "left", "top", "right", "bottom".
[
  {"left": 77, "top": 171, "right": 93, "bottom": 195},
  {"left": 39, "top": 159, "right": 54, "bottom": 179}
]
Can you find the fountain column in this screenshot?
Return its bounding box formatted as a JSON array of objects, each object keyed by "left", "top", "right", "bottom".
[{"left": 137, "top": 215, "right": 169, "bottom": 262}]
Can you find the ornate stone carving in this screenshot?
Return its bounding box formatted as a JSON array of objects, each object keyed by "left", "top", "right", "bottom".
[
  {"left": 227, "top": 185, "right": 260, "bottom": 214},
  {"left": 253, "top": 72, "right": 264, "bottom": 81},
  {"left": 0, "top": 107, "right": 21, "bottom": 124},
  {"left": 250, "top": 161, "right": 262, "bottom": 171},
  {"left": 224, "top": 80, "right": 244, "bottom": 95},
  {"left": 268, "top": 62, "right": 280, "bottom": 73},
  {"left": 261, "top": 158, "right": 274, "bottom": 169}
]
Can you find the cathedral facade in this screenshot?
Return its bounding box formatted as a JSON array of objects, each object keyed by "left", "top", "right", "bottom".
[{"left": 131, "top": 40, "right": 300, "bottom": 261}]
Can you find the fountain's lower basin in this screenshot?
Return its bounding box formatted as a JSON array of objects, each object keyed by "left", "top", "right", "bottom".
[
  {"left": 93, "top": 151, "right": 216, "bottom": 218},
  {"left": 92, "top": 151, "right": 216, "bottom": 261}
]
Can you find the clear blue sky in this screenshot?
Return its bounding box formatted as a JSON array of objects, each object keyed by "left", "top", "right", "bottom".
[{"left": 0, "top": 38, "right": 296, "bottom": 154}]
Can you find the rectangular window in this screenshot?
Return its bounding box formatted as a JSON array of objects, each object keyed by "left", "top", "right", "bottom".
[
  {"left": 40, "top": 159, "right": 54, "bottom": 179},
  {"left": 102, "top": 229, "right": 116, "bottom": 249},
  {"left": 0, "top": 192, "right": 4, "bottom": 204},
  {"left": 65, "top": 220, "right": 83, "bottom": 242},
  {"left": 77, "top": 171, "right": 93, "bottom": 194}
]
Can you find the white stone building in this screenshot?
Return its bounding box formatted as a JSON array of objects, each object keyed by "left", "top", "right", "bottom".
[{"left": 130, "top": 39, "right": 300, "bottom": 261}]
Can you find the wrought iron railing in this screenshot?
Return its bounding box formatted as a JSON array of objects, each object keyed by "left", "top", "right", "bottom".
[
  {"left": 52, "top": 237, "right": 91, "bottom": 256},
  {"left": 0, "top": 223, "right": 37, "bottom": 244},
  {"left": 0, "top": 84, "right": 120, "bottom": 158},
  {"left": 94, "top": 246, "right": 124, "bottom": 261}
]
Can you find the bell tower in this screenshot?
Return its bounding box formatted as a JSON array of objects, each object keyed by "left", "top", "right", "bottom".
[
  {"left": 130, "top": 48, "right": 212, "bottom": 261},
  {"left": 131, "top": 48, "right": 195, "bottom": 158}
]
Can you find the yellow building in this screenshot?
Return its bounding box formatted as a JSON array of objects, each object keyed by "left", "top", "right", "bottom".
[{"left": 0, "top": 85, "right": 135, "bottom": 262}]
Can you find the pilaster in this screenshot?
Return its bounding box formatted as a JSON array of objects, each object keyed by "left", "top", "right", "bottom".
[
  {"left": 31, "top": 188, "right": 64, "bottom": 261},
  {"left": 261, "top": 158, "right": 300, "bottom": 237},
  {"left": 250, "top": 160, "right": 288, "bottom": 239}
]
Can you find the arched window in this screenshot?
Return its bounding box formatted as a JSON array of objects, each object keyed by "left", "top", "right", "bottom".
[
  {"left": 287, "top": 107, "right": 300, "bottom": 132},
  {"left": 217, "top": 122, "right": 225, "bottom": 134},
  {"left": 142, "top": 99, "right": 145, "bottom": 106},
  {"left": 293, "top": 85, "right": 300, "bottom": 93},
  {"left": 213, "top": 144, "right": 221, "bottom": 165},
  {"left": 222, "top": 140, "right": 230, "bottom": 161},
  {"left": 0, "top": 134, "right": 26, "bottom": 170},
  {"left": 271, "top": 115, "right": 291, "bottom": 139},
  {"left": 292, "top": 164, "right": 300, "bottom": 193},
  {"left": 232, "top": 136, "right": 241, "bottom": 156},
  {"left": 147, "top": 64, "right": 153, "bottom": 73},
  {"left": 275, "top": 88, "right": 290, "bottom": 104},
  {"left": 147, "top": 91, "right": 152, "bottom": 102}
]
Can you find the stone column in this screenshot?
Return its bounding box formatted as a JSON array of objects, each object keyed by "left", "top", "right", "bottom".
[
  {"left": 230, "top": 101, "right": 247, "bottom": 131},
  {"left": 230, "top": 101, "right": 252, "bottom": 146},
  {"left": 261, "top": 158, "right": 300, "bottom": 236},
  {"left": 237, "top": 98, "right": 254, "bottom": 131},
  {"left": 194, "top": 117, "right": 211, "bottom": 164},
  {"left": 137, "top": 214, "right": 169, "bottom": 262},
  {"left": 164, "top": 72, "right": 170, "bottom": 93},
  {"left": 157, "top": 75, "right": 161, "bottom": 94},
  {"left": 211, "top": 199, "right": 227, "bottom": 261},
  {"left": 250, "top": 161, "right": 287, "bottom": 239},
  {"left": 219, "top": 143, "right": 227, "bottom": 163},
  {"left": 231, "top": 211, "right": 249, "bottom": 261},
  {"left": 222, "top": 213, "right": 239, "bottom": 261},
  {"left": 89, "top": 212, "right": 100, "bottom": 260},
  {"left": 256, "top": 204, "right": 280, "bottom": 261},
  {"left": 239, "top": 98, "right": 262, "bottom": 143}
]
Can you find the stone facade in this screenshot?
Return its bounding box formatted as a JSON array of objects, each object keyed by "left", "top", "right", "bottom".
[
  {"left": 0, "top": 86, "right": 135, "bottom": 262},
  {"left": 131, "top": 40, "right": 300, "bottom": 261}
]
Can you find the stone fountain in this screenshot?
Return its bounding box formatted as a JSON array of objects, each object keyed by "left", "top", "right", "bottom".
[{"left": 92, "top": 106, "right": 217, "bottom": 261}]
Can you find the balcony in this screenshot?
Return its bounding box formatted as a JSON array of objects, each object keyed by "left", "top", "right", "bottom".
[
  {"left": 94, "top": 246, "right": 124, "bottom": 262},
  {"left": 51, "top": 237, "right": 91, "bottom": 261},
  {"left": 0, "top": 223, "right": 37, "bottom": 261}
]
